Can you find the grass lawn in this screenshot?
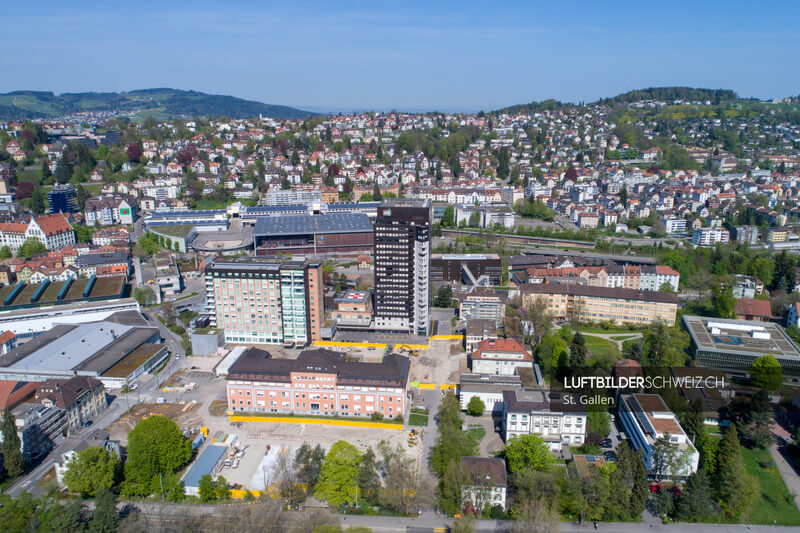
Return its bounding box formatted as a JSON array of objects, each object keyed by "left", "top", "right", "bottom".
[
  {"left": 17, "top": 167, "right": 43, "bottom": 185},
  {"left": 408, "top": 413, "right": 429, "bottom": 426},
  {"left": 584, "top": 335, "right": 620, "bottom": 361},
  {"left": 621, "top": 338, "right": 641, "bottom": 356},
  {"left": 192, "top": 199, "right": 229, "bottom": 210},
  {"left": 154, "top": 224, "right": 194, "bottom": 238},
  {"left": 83, "top": 183, "right": 105, "bottom": 195},
  {"left": 740, "top": 447, "right": 800, "bottom": 526},
  {"left": 468, "top": 425, "right": 486, "bottom": 443}
]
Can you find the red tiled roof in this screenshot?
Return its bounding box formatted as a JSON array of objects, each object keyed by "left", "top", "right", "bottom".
[
  {"left": 735, "top": 298, "right": 772, "bottom": 318},
  {"left": 0, "top": 380, "right": 37, "bottom": 410},
  {"left": 34, "top": 213, "right": 73, "bottom": 236},
  {"left": 472, "top": 338, "right": 532, "bottom": 360}
]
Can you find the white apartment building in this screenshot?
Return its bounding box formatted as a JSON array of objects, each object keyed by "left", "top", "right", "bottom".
[
  {"left": 692, "top": 227, "right": 730, "bottom": 247},
  {"left": 661, "top": 216, "right": 686, "bottom": 235},
  {"left": 502, "top": 389, "right": 586, "bottom": 450},
  {"left": 618, "top": 393, "right": 699, "bottom": 479}
]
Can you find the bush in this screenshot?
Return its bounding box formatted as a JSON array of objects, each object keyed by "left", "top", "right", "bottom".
[
  {"left": 370, "top": 412, "right": 384, "bottom": 421},
  {"left": 466, "top": 396, "right": 486, "bottom": 417}
]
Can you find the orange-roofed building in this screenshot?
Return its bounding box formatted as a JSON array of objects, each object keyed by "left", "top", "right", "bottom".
[{"left": 470, "top": 338, "right": 533, "bottom": 375}]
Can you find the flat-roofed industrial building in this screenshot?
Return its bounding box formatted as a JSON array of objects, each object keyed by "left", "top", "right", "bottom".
[
  {"left": 0, "top": 314, "right": 165, "bottom": 389},
  {"left": 682, "top": 315, "right": 800, "bottom": 380}
]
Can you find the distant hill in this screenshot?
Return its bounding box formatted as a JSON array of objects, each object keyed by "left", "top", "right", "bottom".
[
  {"left": 596, "top": 87, "right": 739, "bottom": 105},
  {"left": 493, "top": 87, "right": 741, "bottom": 114},
  {"left": 0, "top": 88, "right": 318, "bottom": 120}
]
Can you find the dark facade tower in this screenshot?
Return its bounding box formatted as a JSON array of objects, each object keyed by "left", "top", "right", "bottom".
[
  {"left": 47, "top": 184, "right": 78, "bottom": 214},
  {"left": 373, "top": 199, "right": 432, "bottom": 336}
]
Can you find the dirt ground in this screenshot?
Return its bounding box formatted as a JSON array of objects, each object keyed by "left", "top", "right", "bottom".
[
  {"left": 408, "top": 339, "right": 466, "bottom": 384},
  {"left": 212, "top": 418, "right": 416, "bottom": 490},
  {"left": 108, "top": 401, "right": 203, "bottom": 444}
]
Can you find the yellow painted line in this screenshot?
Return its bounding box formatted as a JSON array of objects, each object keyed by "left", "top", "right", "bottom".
[
  {"left": 430, "top": 334, "right": 464, "bottom": 341},
  {"left": 314, "top": 340, "right": 387, "bottom": 349},
  {"left": 417, "top": 383, "right": 436, "bottom": 390},
  {"left": 439, "top": 384, "right": 457, "bottom": 390},
  {"left": 229, "top": 415, "right": 403, "bottom": 429}
]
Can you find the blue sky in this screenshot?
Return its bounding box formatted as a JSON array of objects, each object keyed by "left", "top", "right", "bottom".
[{"left": 2, "top": 1, "right": 798, "bottom": 112}]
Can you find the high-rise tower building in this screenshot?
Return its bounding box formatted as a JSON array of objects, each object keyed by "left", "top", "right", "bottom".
[
  {"left": 205, "top": 258, "right": 323, "bottom": 345},
  {"left": 373, "top": 199, "right": 432, "bottom": 336}
]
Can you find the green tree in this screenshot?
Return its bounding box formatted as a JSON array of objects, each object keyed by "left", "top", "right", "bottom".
[
  {"left": 750, "top": 354, "right": 783, "bottom": 391},
  {"left": 430, "top": 392, "right": 478, "bottom": 476},
  {"left": 133, "top": 287, "right": 156, "bottom": 306},
  {"left": 608, "top": 441, "right": 649, "bottom": 520},
  {"left": 466, "top": 396, "right": 485, "bottom": 417},
  {"left": 54, "top": 156, "right": 72, "bottom": 184},
  {"left": 63, "top": 447, "right": 121, "bottom": 497},
  {"left": 122, "top": 416, "right": 191, "bottom": 496},
  {"left": 314, "top": 441, "right": 361, "bottom": 507},
  {"left": 16, "top": 238, "right": 47, "bottom": 259},
  {"left": 89, "top": 487, "right": 119, "bottom": 533},
  {"left": 650, "top": 434, "right": 678, "bottom": 482},
  {"left": 568, "top": 332, "right": 587, "bottom": 372},
  {"left": 198, "top": 474, "right": 217, "bottom": 502},
  {"left": 214, "top": 475, "right": 230, "bottom": 500},
  {"left": 441, "top": 206, "right": 455, "bottom": 227},
  {"left": 659, "top": 281, "right": 676, "bottom": 293},
  {"left": 712, "top": 285, "right": 736, "bottom": 319},
  {"left": 714, "top": 424, "right": 754, "bottom": 515},
  {"left": 1, "top": 407, "right": 25, "bottom": 478},
  {"left": 0, "top": 246, "right": 11, "bottom": 260},
  {"left": 296, "top": 443, "right": 326, "bottom": 494},
  {"left": 434, "top": 285, "right": 453, "bottom": 308},
  {"left": 439, "top": 460, "right": 466, "bottom": 515},
  {"left": 640, "top": 321, "right": 688, "bottom": 367},
  {"left": 503, "top": 434, "right": 555, "bottom": 474},
  {"left": 675, "top": 470, "right": 716, "bottom": 522},
  {"left": 467, "top": 210, "right": 481, "bottom": 228},
  {"left": 587, "top": 411, "right": 610, "bottom": 438},
  {"left": 771, "top": 251, "right": 795, "bottom": 292},
  {"left": 29, "top": 188, "right": 47, "bottom": 214},
  {"left": 357, "top": 447, "right": 380, "bottom": 504}
]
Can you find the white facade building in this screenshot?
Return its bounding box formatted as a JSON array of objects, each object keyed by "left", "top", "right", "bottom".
[{"left": 618, "top": 393, "right": 699, "bottom": 479}]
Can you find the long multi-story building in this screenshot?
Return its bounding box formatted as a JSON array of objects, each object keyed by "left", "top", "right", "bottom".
[
  {"left": 523, "top": 263, "right": 679, "bottom": 292},
  {"left": 205, "top": 258, "right": 323, "bottom": 345},
  {"left": 0, "top": 214, "right": 76, "bottom": 252},
  {"left": 226, "top": 347, "right": 410, "bottom": 417},
  {"left": 374, "top": 199, "right": 432, "bottom": 336},
  {"left": 520, "top": 283, "right": 678, "bottom": 325},
  {"left": 618, "top": 393, "right": 699, "bottom": 479},
  {"left": 692, "top": 227, "right": 730, "bottom": 247}
]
